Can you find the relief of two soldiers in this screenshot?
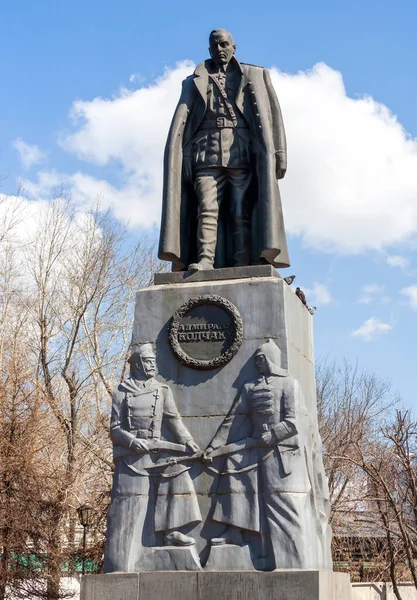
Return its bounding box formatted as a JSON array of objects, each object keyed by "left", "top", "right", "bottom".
[{"left": 104, "top": 339, "right": 313, "bottom": 572}]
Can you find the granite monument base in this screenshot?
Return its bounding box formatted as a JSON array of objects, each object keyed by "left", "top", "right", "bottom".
[
  {"left": 104, "top": 269, "right": 333, "bottom": 574},
  {"left": 205, "top": 543, "right": 254, "bottom": 570},
  {"left": 81, "top": 570, "right": 352, "bottom": 600}
]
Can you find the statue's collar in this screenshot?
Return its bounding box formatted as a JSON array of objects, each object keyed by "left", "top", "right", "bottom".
[
  {"left": 120, "top": 376, "right": 155, "bottom": 395},
  {"left": 194, "top": 56, "right": 243, "bottom": 78}
]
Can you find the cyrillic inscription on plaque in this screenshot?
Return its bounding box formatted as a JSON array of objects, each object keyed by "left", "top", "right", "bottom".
[{"left": 168, "top": 295, "right": 243, "bottom": 370}]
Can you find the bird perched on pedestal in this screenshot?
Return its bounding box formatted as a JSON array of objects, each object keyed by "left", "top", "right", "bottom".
[
  {"left": 295, "top": 287, "right": 307, "bottom": 307},
  {"left": 284, "top": 275, "right": 296, "bottom": 286}
]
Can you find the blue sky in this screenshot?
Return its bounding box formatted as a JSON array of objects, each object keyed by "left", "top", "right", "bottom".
[{"left": 1, "top": 0, "right": 417, "bottom": 408}]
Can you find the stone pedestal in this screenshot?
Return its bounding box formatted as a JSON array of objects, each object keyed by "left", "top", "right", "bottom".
[
  {"left": 205, "top": 544, "right": 254, "bottom": 570},
  {"left": 129, "top": 270, "right": 329, "bottom": 565},
  {"left": 104, "top": 267, "right": 333, "bottom": 574},
  {"left": 81, "top": 570, "right": 352, "bottom": 600}
]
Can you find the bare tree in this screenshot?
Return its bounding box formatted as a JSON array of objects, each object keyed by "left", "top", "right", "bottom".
[
  {"left": 0, "top": 194, "right": 162, "bottom": 597},
  {"left": 0, "top": 183, "right": 27, "bottom": 250},
  {"left": 316, "top": 359, "right": 400, "bottom": 583},
  {"left": 318, "top": 357, "right": 417, "bottom": 598},
  {"left": 352, "top": 410, "right": 417, "bottom": 599},
  {"left": 317, "top": 359, "right": 398, "bottom": 515}
]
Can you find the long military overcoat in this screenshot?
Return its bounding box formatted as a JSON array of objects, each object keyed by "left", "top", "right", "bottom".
[{"left": 158, "top": 57, "right": 290, "bottom": 271}]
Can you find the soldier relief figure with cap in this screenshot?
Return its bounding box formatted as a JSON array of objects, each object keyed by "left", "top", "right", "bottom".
[
  {"left": 159, "top": 29, "right": 290, "bottom": 272},
  {"left": 104, "top": 343, "right": 202, "bottom": 572}
]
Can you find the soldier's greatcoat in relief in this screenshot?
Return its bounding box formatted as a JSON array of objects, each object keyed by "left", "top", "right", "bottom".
[
  {"left": 104, "top": 376, "right": 201, "bottom": 573},
  {"left": 159, "top": 57, "right": 290, "bottom": 271},
  {"left": 207, "top": 341, "right": 314, "bottom": 570}
]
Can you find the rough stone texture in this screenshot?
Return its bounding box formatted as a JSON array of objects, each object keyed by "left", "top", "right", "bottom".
[
  {"left": 204, "top": 544, "right": 254, "bottom": 570},
  {"left": 154, "top": 265, "right": 280, "bottom": 285},
  {"left": 198, "top": 571, "right": 257, "bottom": 600},
  {"left": 80, "top": 573, "right": 139, "bottom": 600},
  {"left": 133, "top": 275, "right": 316, "bottom": 420},
  {"left": 120, "top": 275, "right": 331, "bottom": 570},
  {"left": 140, "top": 571, "right": 198, "bottom": 600},
  {"left": 81, "top": 571, "right": 351, "bottom": 600},
  {"left": 137, "top": 545, "right": 202, "bottom": 571}
]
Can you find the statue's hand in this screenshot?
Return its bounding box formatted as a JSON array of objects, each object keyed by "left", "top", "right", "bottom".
[
  {"left": 130, "top": 438, "right": 149, "bottom": 453},
  {"left": 183, "top": 156, "right": 193, "bottom": 183},
  {"left": 259, "top": 431, "right": 275, "bottom": 448},
  {"left": 202, "top": 447, "right": 214, "bottom": 464},
  {"left": 276, "top": 167, "right": 286, "bottom": 180},
  {"left": 187, "top": 440, "right": 200, "bottom": 453}
]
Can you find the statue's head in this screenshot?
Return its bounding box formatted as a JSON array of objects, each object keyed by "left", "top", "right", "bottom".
[
  {"left": 128, "top": 342, "right": 156, "bottom": 380},
  {"left": 254, "top": 349, "right": 269, "bottom": 375},
  {"left": 209, "top": 29, "right": 236, "bottom": 67},
  {"left": 254, "top": 339, "right": 288, "bottom": 377}
]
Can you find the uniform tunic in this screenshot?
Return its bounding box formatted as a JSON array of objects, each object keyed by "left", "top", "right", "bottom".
[{"left": 189, "top": 60, "right": 251, "bottom": 170}]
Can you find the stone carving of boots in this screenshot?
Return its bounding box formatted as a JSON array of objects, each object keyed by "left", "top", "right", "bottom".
[
  {"left": 165, "top": 531, "right": 196, "bottom": 546},
  {"left": 210, "top": 526, "right": 243, "bottom": 546}
]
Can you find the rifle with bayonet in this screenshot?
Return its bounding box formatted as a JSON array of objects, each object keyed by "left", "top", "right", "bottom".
[
  {"left": 113, "top": 439, "right": 189, "bottom": 460},
  {"left": 144, "top": 436, "right": 298, "bottom": 473},
  {"left": 144, "top": 437, "right": 258, "bottom": 470}
]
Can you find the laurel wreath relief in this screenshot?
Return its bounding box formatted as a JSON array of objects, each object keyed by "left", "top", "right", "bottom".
[{"left": 168, "top": 295, "right": 244, "bottom": 370}]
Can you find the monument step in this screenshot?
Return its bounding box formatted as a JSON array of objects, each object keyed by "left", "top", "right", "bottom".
[
  {"left": 81, "top": 570, "right": 352, "bottom": 600},
  {"left": 154, "top": 264, "right": 280, "bottom": 285}
]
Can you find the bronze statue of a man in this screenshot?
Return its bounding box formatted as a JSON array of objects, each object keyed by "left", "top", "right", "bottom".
[{"left": 159, "top": 29, "right": 290, "bottom": 272}]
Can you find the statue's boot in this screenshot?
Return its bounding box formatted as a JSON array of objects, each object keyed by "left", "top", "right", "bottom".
[
  {"left": 188, "top": 257, "right": 214, "bottom": 272},
  {"left": 189, "top": 216, "right": 217, "bottom": 272},
  {"left": 210, "top": 527, "right": 243, "bottom": 546},
  {"left": 165, "top": 531, "right": 196, "bottom": 546}
]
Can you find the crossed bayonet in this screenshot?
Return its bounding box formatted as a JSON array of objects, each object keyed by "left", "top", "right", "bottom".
[{"left": 143, "top": 438, "right": 259, "bottom": 471}]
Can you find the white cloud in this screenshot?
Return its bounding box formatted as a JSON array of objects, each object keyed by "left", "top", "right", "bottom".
[
  {"left": 129, "top": 74, "right": 144, "bottom": 84},
  {"left": 351, "top": 317, "right": 394, "bottom": 342},
  {"left": 55, "top": 61, "right": 194, "bottom": 228},
  {"left": 21, "top": 169, "right": 157, "bottom": 228},
  {"left": 358, "top": 284, "right": 385, "bottom": 304},
  {"left": 20, "top": 60, "right": 417, "bottom": 251},
  {"left": 273, "top": 63, "right": 417, "bottom": 254},
  {"left": 363, "top": 284, "right": 384, "bottom": 294},
  {"left": 386, "top": 254, "right": 409, "bottom": 270},
  {"left": 401, "top": 285, "right": 417, "bottom": 310},
  {"left": 303, "top": 282, "right": 333, "bottom": 306},
  {"left": 12, "top": 138, "right": 46, "bottom": 170}
]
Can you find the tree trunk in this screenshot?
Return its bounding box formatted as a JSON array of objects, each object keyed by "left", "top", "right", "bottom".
[
  {"left": 0, "top": 530, "right": 10, "bottom": 600},
  {"left": 46, "top": 504, "right": 63, "bottom": 600}
]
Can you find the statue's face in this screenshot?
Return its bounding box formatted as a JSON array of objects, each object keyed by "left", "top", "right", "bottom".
[
  {"left": 255, "top": 352, "right": 268, "bottom": 375},
  {"left": 141, "top": 356, "right": 156, "bottom": 379},
  {"left": 209, "top": 32, "right": 235, "bottom": 67}
]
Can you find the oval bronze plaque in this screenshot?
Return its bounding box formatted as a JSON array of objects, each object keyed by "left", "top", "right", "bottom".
[{"left": 168, "top": 295, "right": 243, "bottom": 370}]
